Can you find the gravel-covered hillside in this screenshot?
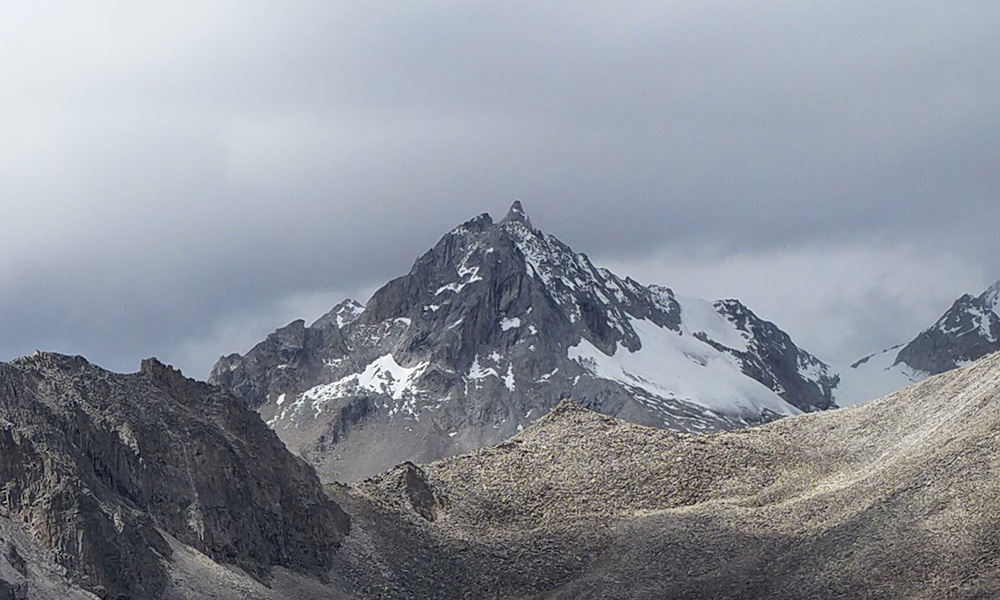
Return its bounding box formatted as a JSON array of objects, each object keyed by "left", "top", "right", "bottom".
[
  {"left": 335, "top": 351, "right": 1000, "bottom": 599},
  {"left": 5, "top": 348, "right": 1000, "bottom": 598}
]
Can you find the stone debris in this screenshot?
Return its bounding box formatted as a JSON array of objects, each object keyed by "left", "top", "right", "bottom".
[{"left": 336, "top": 353, "right": 1000, "bottom": 599}]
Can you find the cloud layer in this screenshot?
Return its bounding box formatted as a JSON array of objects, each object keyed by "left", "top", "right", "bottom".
[{"left": 2, "top": 2, "right": 999, "bottom": 377}]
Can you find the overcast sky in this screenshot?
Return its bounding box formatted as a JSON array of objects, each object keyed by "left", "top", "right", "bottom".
[{"left": 2, "top": 2, "right": 999, "bottom": 379}]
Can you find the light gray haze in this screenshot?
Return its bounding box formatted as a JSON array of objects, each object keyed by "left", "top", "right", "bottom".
[{"left": 2, "top": 2, "right": 999, "bottom": 378}]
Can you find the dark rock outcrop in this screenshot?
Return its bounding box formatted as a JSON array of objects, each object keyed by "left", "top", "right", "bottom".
[
  {"left": 0, "top": 579, "right": 26, "bottom": 600},
  {"left": 0, "top": 352, "right": 349, "bottom": 599},
  {"left": 894, "top": 282, "right": 1000, "bottom": 375},
  {"left": 399, "top": 463, "right": 447, "bottom": 522},
  {"left": 840, "top": 280, "right": 1000, "bottom": 405},
  {"left": 708, "top": 299, "right": 838, "bottom": 411}
]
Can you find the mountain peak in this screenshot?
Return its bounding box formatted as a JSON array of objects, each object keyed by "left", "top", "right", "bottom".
[
  {"left": 211, "top": 204, "right": 836, "bottom": 482},
  {"left": 888, "top": 279, "right": 1000, "bottom": 377},
  {"left": 981, "top": 280, "right": 1000, "bottom": 310},
  {"left": 501, "top": 200, "right": 533, "bottom": 229}
]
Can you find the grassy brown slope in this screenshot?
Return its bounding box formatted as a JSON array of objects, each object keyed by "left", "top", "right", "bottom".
[{"left": 335, "top": 352, "right": 1000, "bottom": 599}]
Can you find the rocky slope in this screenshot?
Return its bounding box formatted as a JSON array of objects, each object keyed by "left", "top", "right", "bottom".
[
  {"left": 0, "top": 353, "right": 350, "bottom": 600},
  {"left": 4, "top": 346, "right": 999, "bottom": 598},
  {"left": 335, "top": 350, "right": 1000, "bottom": 599},
  {"left": 211, "top": 202, "right": 837, "bottom": 482},
  {"left": 838, "top": 280, "right": 1000, "bottom": 404}
]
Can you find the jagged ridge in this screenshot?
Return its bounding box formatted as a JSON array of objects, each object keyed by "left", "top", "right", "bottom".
[
  {"left": 895, "top": 281, "right": 1000, "bottom": 374},
  {"left": 838, "top": 280, "right": 1000, "bottom": 405},
  {"left": 211, "top": 203, "right": 837, "bottom": 482}
]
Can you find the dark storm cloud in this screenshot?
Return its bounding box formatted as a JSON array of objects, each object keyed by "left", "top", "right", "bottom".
[{"left": 2, "top": 1, "right": 999, "bottom": 376}]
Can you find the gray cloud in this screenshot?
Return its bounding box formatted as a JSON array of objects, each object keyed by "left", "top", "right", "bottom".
[{"left": 2, "top": 1, "right": 999, "bottom": 377}]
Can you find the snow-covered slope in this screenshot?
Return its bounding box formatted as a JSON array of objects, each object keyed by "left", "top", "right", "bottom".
[
  {"left": 210, "top": 202, "right": 837, "bottom": 482},
  {"left": 835, "top": 345, "right": 927, "bottom": 406},
  {"left": 568, "top": 314, "right": 799, "bottom": 422},
  {"left": 836, "top": 280, "right": 1000, "bottom": 405}
]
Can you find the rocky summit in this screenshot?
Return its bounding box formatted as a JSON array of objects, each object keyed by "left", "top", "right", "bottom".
[
  {"left": 895, "top": 280, "right": 1000, "bottom": 374},
  {"left": 210, "top": 202, "right": 838, "bottom": 482},
  {"left": 838, "top": 280, "right": 1000, "bottom": 404}
]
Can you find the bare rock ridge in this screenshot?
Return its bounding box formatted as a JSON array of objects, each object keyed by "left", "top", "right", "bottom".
[
  {"left": 211, "top": 202, "right": 837, "bottom": 482},
  {"left": 335, "top": 351, "right": 1000, "bottom": 599},
  {"left": 839, "top": 280, "right": 1000, "bottom": 404},
  {"left": 894, "top": 280, "right": 1000, "bottom": 374},
  {"left": 500, "top": 199, "right": 533, "bottom": 228},
  {"left": 0, "top": 352, "right": 349, "bottom": 599}
]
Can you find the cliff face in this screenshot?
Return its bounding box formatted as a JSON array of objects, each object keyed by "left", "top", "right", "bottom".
[{"left": 0, "top": 353, "right": 349, "bottom": 600}]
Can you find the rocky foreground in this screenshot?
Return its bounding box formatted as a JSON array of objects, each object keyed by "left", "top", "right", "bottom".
[
  {"left": 3, "top": 350, "right": 1000, "bottom": 598},
  {"left": 0, "top": 353, "right": 349, "bottom": 600}
]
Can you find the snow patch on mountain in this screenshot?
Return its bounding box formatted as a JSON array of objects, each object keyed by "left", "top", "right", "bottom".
[
  {"left": 503, "top": 363, "right": 516, "bottom": 392},
  {"left": 302, "top": 354, "right": 429, "bottom": 411},
  {"left": 836, "top": 347, "right": 928, "bottom": 406},
  {"left": 500, "top": 317, "right": 521, "bottom": 331},
  {"left": 796, "top": 353, "right": 828, "bottom": 382},
  {"left": 436, "top": 257, "right": 485, "bottom": 295},
  {"left": 568, "top": 317, "right": 799, "bottom": 419},
  {"left": 675, "top": 293, "right": 750, "bottom": 352},
  {"left": 468, "top": 355, "right": 499, "bottom": 381},
  {"left": 337, "top": 301, "right": 364, "bottom": 327}
]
